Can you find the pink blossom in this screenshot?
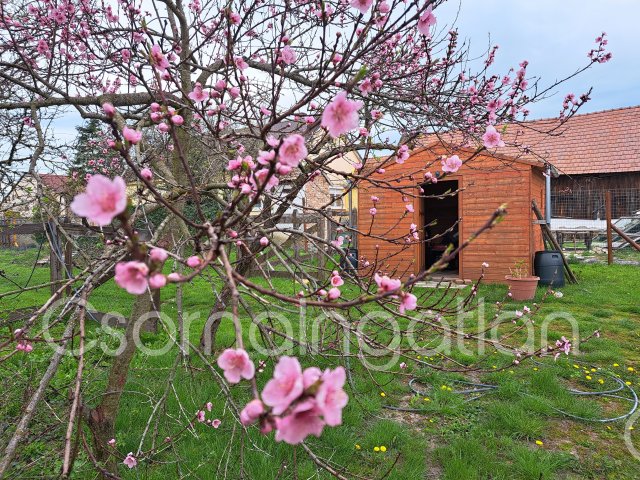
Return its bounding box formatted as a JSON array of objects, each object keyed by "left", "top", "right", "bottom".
[
  {"left": 188, "top": 82, "right": 209, "bottom": 102},
  {"left": 328, "top": 287, "right": 341, "bottom": 300},
  {"left": 240, "top": 399, "right": 265, "bottom": 425},
  {"left": 149, "top": 273, "right": 166, "bottom": 289},
  {"left": 150, "top": 248, "right": 169, "bottom": 263},
  {"left": 150, "top": 45, "right": 170, "bottom": 71},
  {"left": 196, "top": 410, "right": 206, "bottom": 422},
  {"left": 399, "top": 362, "right": 407, "bottom": 369},
  {"left": 123, "top": 453, "right": 137, "bottom": 469},
  {"left": 441, "top": 155, "right": 462, "bottom": 173},
  {"left": 482, "top": 262, "right": 490, "bottom": 268},
  {"left": 167, "top": 272, "right": 182, "bottom": 282},
  {"left": 417, "top": 6, "right": 436, "bottom": 36},
  {"left": 115, "top": 261, "right": 149, "bottom": 295},
  {"left": 140, "top": 168, "right": 153, "bottom": 181},
  {"left": 260, "top": 236, "right": 269, "bottom": 246},
  {"left": 70, "top": 175, "right": 127, "bottom": 226},
  {"left": 350, "top": 0, "right": 373, "bottom": 14},
  {"left": 331, "top": 236, "right": 344, "bottom": 248},
  {"left": 303, "top": 367, "right": 322, "bottom": 388},
  {"left": 280, "top": 46, "right": 297, "bottom": 65},
  {"left": 108, "top": 438, "right": 116, "bottom": 447},
  {"left": 37, "top": 39, "right": 51, "bottom": 58},
  {"left": 279, "top": 134, "right": 307, "bottom": 167},
  {"left": 171, "top": 114, "right": 184, "bottom": 125},
  {"left": 330, "top": 272, "right": 344, "bottom": 287},
  {"left": 315, "top": 367, "right": 348, "bottom": 426},
  {"left": 206, "top": 401, "right": 213, "bottom": 412},
  {"left": 102, "top": 102, "right": 116, "bottom": 117},
  {"left": 186, "top": 256, "right": 201, "bottom": 268},
  {"left": 374, "top": 273, "right": 401, "bottom": 293},
  {"left": 274, "top": 399, "right": 325, "bottom": 444},
  {"left": 321, "top": 91, "right": 363, "bottom": 138},
  {"left": 211, "top": 419, "right": 221, "bottom": 428},
  {"left": 482, "top": 125, "right": 505, "bottom": 149},
  {"left": 369, "top": 207, "right": 377, "bottom": 216},
  {"left": 235, "top": 56, "right": 249, "bottom": 71},
  {"left": 406, "top": 204, "right": 414, "bottom": 213},
  {"left": 217, "top": 348, "right": 255, "bottom": 384},
  {"left": 122, "top": 126, "right": 142, "bottom": 144},
  {"left": 229, "top": 12, "right": 241, "bottom": 24},
  {"left": 262, "top": 356, "right": 304, "bottom": 415},
  {"left": 16, "top": 341, "right": 33, "bottom": 353},
  {"left": 399, "top": 292, "right": 417, "bottom": 314}
]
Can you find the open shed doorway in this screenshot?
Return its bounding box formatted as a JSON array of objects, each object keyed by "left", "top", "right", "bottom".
[{"left": 422, "top": 179, "right": 460, "bottom": 277}]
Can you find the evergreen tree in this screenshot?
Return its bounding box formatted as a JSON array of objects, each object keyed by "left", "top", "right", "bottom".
[{"left": 69, "top": 119, "right": 123, "bottom": 180}]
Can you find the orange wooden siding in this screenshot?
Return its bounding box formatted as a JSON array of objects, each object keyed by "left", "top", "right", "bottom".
[{"left": 357, "top": 145, "right": 546, "bottom": 283}]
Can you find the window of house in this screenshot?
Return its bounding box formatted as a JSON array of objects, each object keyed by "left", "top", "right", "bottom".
[{"left": 329, "top": 186, "right": 344, "bottom": 210}]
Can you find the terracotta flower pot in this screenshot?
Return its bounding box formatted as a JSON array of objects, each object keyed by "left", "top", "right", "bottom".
[{"left": 505, "top": 275, "right": 540, "bottom": 301}]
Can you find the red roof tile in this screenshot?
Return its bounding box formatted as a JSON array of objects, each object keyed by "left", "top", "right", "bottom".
[
  {"left": 40, "top": 174, "right": 70, "bottom": 194},
  {"left": 500, "top": 105, "right": 640, "bottom": 175}
]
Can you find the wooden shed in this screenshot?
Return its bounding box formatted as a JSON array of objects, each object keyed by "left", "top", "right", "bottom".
[{"left": 357, "top": 142, "right": 546, "bottom": 283}]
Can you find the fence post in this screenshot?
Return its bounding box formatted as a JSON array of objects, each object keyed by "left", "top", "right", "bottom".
[
  {"left": 606, "top": 191, "right": 613, "bottom": 265},
  {"left": 48, "top": 221, "right": 62, "bottom": 295},
  {"left": 316, "top": 217, "right": 326, "bottom": 279},
  {"left": 292, "top": 209, "right": 300, "bottom": 260},
  {"left": 64, "top": 240, "right": 73, "bottom": 296}
]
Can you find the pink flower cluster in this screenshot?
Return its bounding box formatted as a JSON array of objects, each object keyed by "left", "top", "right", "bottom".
[
  {"left": 226, "top": 134, "right": 307, "bottom": 197},
  {"left": 229, "top": 355, "right": 348, "bottom": 445},
  {"left": 373, "top": 273, "right": 417, "bottom": 314},
  {"left": 14, "top": 329, "right": 33, "bottom": 353},
  {"left": 395, "top": 144, "right": 410, "bottom": 164},
  {"left": 149, "top": 102, "right": 185, "bottom": 133},
  {"left": 554, "top": 336, "right": 572, "bottom": 360},
  {"left": 358, "top": 72, "right": 383, "bottom": 97},
  {"left": 113, "top": 247, "right": 199, "bottom": 294}
]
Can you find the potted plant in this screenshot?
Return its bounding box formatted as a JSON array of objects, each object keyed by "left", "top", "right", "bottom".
[{"left": 505, "top": 260, "right": 539, "bottom": 301}]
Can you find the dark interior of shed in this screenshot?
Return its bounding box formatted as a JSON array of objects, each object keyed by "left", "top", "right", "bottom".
[{"left": 422, "top": 179, "right": 460, "bottom": 276}]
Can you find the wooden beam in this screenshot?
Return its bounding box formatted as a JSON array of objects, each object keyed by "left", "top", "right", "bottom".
[
  {"left": 611, "top": 223, "right": 640, "bottom": 252},
  {"left": 606, "top": 191, "right": 613, "bottom": 264},
  {"left": 531, "top": 200, "right": 578, "bottom": 284}
]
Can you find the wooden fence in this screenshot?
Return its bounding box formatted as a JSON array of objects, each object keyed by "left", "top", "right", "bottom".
[{"left": 247, "top": 209, "right": 357, "bottom": 279}]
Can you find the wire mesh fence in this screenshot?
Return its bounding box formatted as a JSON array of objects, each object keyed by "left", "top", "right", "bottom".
[{"left": 551, "top": 188, "right": 640, "bottom": 221}]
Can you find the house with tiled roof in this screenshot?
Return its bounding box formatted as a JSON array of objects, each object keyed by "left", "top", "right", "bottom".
[{"left": 499, "top": 106, "right": 640, "bottom": 227}]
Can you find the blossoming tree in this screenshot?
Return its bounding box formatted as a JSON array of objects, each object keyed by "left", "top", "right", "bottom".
[{"left": 0, "top": 0, "right": 609, "bottom": 476}]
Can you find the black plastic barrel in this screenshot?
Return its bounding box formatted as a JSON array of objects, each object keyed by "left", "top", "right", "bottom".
[
  {"left": 340, "top": 247, "right": 358, "bottom": 273},
  {"left": 534, "top": 251, "right": 565, "bottom": 287}
]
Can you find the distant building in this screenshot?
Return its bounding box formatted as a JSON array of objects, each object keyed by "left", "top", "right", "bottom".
[{"left": 501, "top": 106, "right": 640, "bottom": 228}]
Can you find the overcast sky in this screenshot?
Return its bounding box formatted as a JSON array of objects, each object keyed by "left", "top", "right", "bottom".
[
  {"left": 52, "top": 0, "right": 639, "bottom": 141},
  {"left": 437, "top": 0, "right": 640, "bottom": 118}
]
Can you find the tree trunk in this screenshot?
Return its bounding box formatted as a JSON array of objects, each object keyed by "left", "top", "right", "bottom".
[{"left": 86, "top": 293, "right": 152, "bottom": 475}]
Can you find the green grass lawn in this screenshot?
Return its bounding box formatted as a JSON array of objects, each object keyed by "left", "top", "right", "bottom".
[{"left": 1, "top": 247, "right": 639, "bottom": 479}]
